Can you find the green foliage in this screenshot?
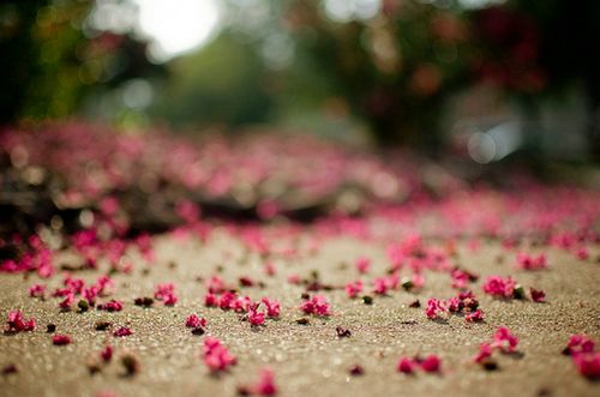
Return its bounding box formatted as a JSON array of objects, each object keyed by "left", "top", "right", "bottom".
[
  {"left": 152, "top": 33, "right": 273, "bottom": 127},
  {"left": 0, "top": 1, "right": 92, "bottom": 123}
]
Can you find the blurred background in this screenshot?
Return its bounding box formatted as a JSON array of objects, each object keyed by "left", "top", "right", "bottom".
[{"left": 1, "top": 0, "right": 600, "bottom": 161}]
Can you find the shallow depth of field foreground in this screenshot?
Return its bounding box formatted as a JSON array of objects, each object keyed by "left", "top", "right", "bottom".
[{"left": 0, "top": 125, "right": 599, "bottom": 397}]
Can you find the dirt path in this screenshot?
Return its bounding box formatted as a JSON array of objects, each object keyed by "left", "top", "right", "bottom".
[{"left": 1, "top": 231, "right": 599, "bottom": 397}]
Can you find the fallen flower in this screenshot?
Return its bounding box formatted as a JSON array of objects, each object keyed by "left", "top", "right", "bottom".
[
  {"left": 248, "top": 304, "right": 266, "bottom": 327},
  {"left": 232, "top": 296, "right": 253, "bottom": 313},
  {"left": 482, "top": 276, "right": 517, "bottom": 299},
  {"left": 97, "top": 300, "right": 123, "bottom": 312},
  {"left": 113, "top": 327, "right": 132, "bottom": 337},
  {"left": 299, "top": 295, "right": 331, "bottom": 317},
  {"left": 261, "top": 297, "right": 281, "bottom": 318},
  {"left": 516, "top": 252, "right": 547, "bottom": 270},
  {"left": 206, "top": 276, "right": 226, "bottom": 294},
  {"left": 530, "top": 288, "right": 546, "bottom": 303},
  {"left": 95, "top": 275, "right": 115, "bottom": 296},
  {"left": 572, "top": 352, "right": 600, "bottom": 380},
  {"left": 28, "top": 284, "right": 45, "bottom": 298},
  {"left": 6, "top": 310, "right": 35, "bottom": 332},
  {"left": 473, "top": 342, "right": 494, "bottom": 364},
  {"left": 397, "top": 357, "right": 416, "bottom": 374},
  {"left": 425, "top": 298, "right": 446, "bottom": 320},
  {"left": 185, "top": 314, "right": 207, "bottom": 329},
  {"left": 563, "top": 335, "right": 596, "bottom": 356},
  {"left": 345, "top": 280, "right": 363, "bottom": 299},
  {"left": 372, "top": 278, "right": 389, "bottom": 295},
  {"left": 420, "top": 354, "right": 441, "bottom": 373},
  {"left": 204, "top": 293, "right": 218, "bottom": 308},
  {"left": 203, "top": 337, "right": 237, "bottom": 373},
  {"left": 575, "top": 247, "right": 589, "bottom": 261},
  {"left": 356, "top": 257, "right": 371, "bottom": 274},
  {"left": 101, "top": 345, "right": 113, "bottom": 363},
  {"left": 252, "top": 368, "right": 278, "bottom": 396},
  {"left": 492, "top": 327, "right": 519, "bottom": 353},
  {"left": 83, "top": 286, "right": 99, "bottom": 305},
  {"left": 219, "top": 291, "right": 237, "bottom": 311},
  {"left": 59, "top": 293, "right": 75, "bottom": 310},
  {"left": 473, "top": 327, "right": 519, "bottom": 366},
  {"left": 465, "top": 309, "right": 485, "bottom": 323},
  {"left": 52, "top": 334, "right": 72, "bottom": 345},
  {"left": 154, "top": 283, "right": 177, "bottom": 306}
]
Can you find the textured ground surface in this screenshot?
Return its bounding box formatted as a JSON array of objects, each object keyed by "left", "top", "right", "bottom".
[{"left": 1, "top": 229, "right": 599, "bottom": 397}]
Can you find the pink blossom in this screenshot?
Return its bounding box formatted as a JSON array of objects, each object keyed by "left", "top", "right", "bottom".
[
  {"left": 564, "top": 335, "right": 596, "bottom": 355},
  {"left": 186, "top": 314, "right": 207, "bottom": 328},
  {"left": 134, "top": 233, "right": 155, "bottom": 262},
  {"left": 83, "top": 285, "right": 99, "bottom": 305},
  {"left": 154, "top": 283, "right": 177, "bottom": 306},
  {"left": 473, "top": 342, "right": 494, "bottom": 363},
  {"left": 261, "top": 297, "right": 281, "bottom": 318},
  {"left": 101, "top": 345, "right": 113, "bottom": 362},
  {"left": 53, "top": 287, "right": 73, "bottom": 297},
  {"left": 175, "top": 200, "right": 200, "bottom": 223},
  {"left": 263, "top": 261, "right": 276, "bottom": 276},
  {"left": 64, "top": 275, "right": 85, "bottom": 295},
  {"left": 6, "top": 310, "right": 35, "bottom": 332},
  {"left": 516, "top": 252, "right": 547, "bottom": 270},
  {"left": 28, "top": 284, "right": 45, "bottom": 298},
  {"left": 446, "top": 297, "right": 462, "bottom": 313},
  {"left": 252, "top": 368, "right": 278, "bottom": 396},
  {"left": 95, "top": 275, "right": 115, "bottom": 296},
  {"left": 482, "top": 275, "right": 517, "bottom": 298},
  {"left": 492, "top": 327, "right": 518, "bottom": 353},
  {"left": 300, "top": 295, "right": 331, "bottom": 317},
  {"left": 203, "top": 337, "right": 237, "bottom": 373},
  {"left": 450, "top": 269, "right": 470, "bottom": 289},
  {"left": 113, "top": 327, "right": 132, "bottom": 337},
  {"left": 425, "top": 298, "right": 446, "bottom": 320},
  {"left": 232, "top": 296, "right": 253, "bottom": 313},
  {"left": 572, "top": 352, "right": 600, "bottom": 379},
  {"left": 52, "top": 334, "right": 72, "bottom": 345},
  {"left": 345, "top": 280, "right": 363, "bottom": 299},
  {"left": 59, "top": 293, "right": 75, "bottom": 310},
  {"left": 37, "top": 262, "right": 55, "bottom": 279},
  {"left": 465, "top": 309, "right": 485, "bottom": 322},
  {"left": 97, "top": 300, "right": 123, "bottom": 312},
  {"left": 397, "top": 357, "right": 416, "bottom": 374},
  {"left": 219, "top": 291, "right": 237, "bottom": 311},
  {"left": 420, "top": 354, "right": 441, "bottom": 372},
  {"left": 411, "top": 273, "right": 425, "bottom": 289},
  {"left": 530, "top": 288, "right": 546, "bottom": 303},
  {"left": 575, "top": 247, "right": 589, "bottom": 261},
  {"left": 206, "top": 276, "right": 226, "bottom": 294},
  {"left": 248, "top": 304, "right": 266, "bottom": 326},
  {"left": 163, "top": 293, "right": 178, "bottom": 306},
  {"left": 204, "top": 292, "right": 218, "bottom": 307},
  {"left": 356, "top": 257, "right": 371, "bottom": 274},
  {"left": 372, "top": 278, "right": 388, "bottom": 295}
]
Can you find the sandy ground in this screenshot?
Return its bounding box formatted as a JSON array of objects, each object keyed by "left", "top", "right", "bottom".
[{"left": 1, "top": 230, "right": 599, "bottom": 397}]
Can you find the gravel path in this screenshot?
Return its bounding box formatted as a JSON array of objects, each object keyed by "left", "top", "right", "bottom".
[{"left": 1, "top": 229, "right": 599, "bottom": 397}]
